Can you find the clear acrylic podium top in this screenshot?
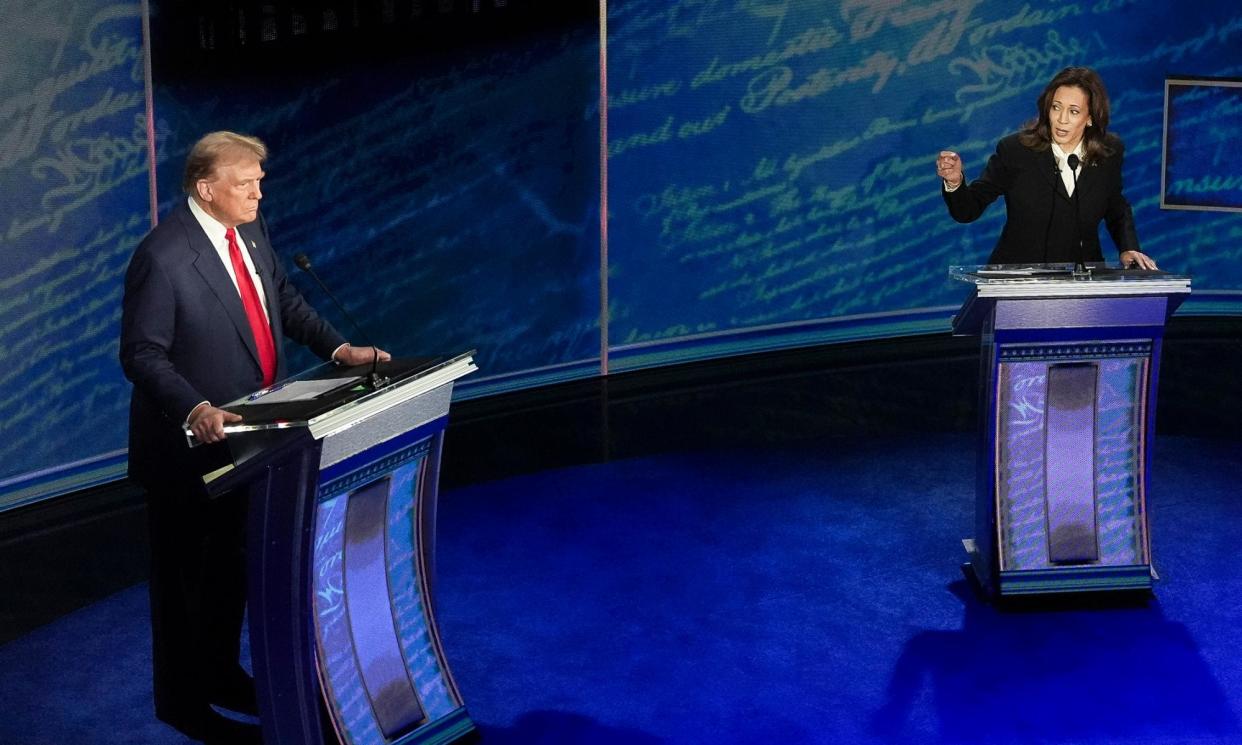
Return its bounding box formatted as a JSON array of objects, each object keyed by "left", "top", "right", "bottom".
[
  {"left": 949, "top": 263, "right": 1191, "bottom": 298},
  {"left": 187, "top": 351, "right": 477, "bottom": 443}
]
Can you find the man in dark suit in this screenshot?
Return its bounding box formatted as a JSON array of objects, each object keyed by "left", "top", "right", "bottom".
[
  {"left": 935, "top": 66, "right": 1158, "bottom": 269},
  {"left": 120, "top": 131, "right": 388, "bottom": 743}
]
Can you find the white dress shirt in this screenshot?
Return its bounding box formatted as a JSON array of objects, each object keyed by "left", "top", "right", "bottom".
[{"left": 1051, "top": 140, "right": 1086, "bottom": 197}]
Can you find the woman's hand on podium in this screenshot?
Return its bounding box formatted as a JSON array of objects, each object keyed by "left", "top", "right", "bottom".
[
  {"left": 188, "top": 403, "right": 243, "bottom": 444},
  {"left": 1120, "top": 250, "right": 1158, "bottom": 270},
  {"left": 334, "top": 344, "right": 392, "bottom": 366}
]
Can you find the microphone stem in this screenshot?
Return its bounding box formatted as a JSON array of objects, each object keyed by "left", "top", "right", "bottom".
[
  {"left": 1069, "top": 158, "right": 1088, "bottom": 277},
  {"left": 295, "top": 256, "right": 387, "bottom": 388}
]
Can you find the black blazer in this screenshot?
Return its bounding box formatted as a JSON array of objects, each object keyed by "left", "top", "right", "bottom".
[
  {"left": 943, "top": 132, "right": 1141, "bottom": 265},
  {"left": 120, "top": 201, "right": 347, "bottom": 485}
]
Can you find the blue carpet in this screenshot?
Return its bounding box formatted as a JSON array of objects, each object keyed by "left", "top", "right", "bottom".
[{"left": 2, "top": 433, "right": 1239, "bottom": 743}]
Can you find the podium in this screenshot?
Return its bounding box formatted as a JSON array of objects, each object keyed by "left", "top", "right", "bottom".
[
  {"left": 951, "top": 266, "right": 1190, "bottom": 597},
  {"left": 199, "top": 352, "right": 478, "bottom": 744}
]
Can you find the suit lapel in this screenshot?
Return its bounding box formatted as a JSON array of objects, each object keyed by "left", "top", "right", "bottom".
[
  {"left": 176, "top": 206, "right": 263, "bottom": 372},
  {"left": 1074, "top": 157, "right": 1099, "bottom": 203}
]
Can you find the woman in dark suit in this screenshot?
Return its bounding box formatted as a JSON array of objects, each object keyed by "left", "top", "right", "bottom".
[{"left": 935, "top": 66, "right": 1157, "bottom": 269}]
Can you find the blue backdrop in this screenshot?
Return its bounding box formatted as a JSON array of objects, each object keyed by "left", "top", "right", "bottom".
[
  {"left": 605, "top": 0, "right": 1242, "bottom": 367},
  {"left": 2, "top": 0, "right": 1241, "bottom": 507},
  {"left": 150, "top": 9, "right": 603, "bottom": 387},
  {"left": 0, "top": 2, "right": 149, "bottom": 505}
]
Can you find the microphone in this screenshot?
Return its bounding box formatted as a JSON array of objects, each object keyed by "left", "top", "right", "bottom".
[
  {"left": 1066, "top": 154, "right": 1087, "bottom": 276},
  {"left": 292, "top": 252, "right": 387, "bottom": 389}
]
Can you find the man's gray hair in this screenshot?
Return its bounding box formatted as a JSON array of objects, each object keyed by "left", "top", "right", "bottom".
[{"left": 182, "top": 131, "right": 268, "bottom": 194}]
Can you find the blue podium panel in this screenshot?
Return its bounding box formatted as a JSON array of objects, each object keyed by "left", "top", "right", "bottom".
[
  {"left": 993, "top": 352, "right": 1151, "bottom": 594},
  {"left": 313, "top": 426, "right": 471, "bottom": 745}
]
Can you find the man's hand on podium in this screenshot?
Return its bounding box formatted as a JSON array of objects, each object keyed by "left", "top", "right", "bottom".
[
  {"left": 188, "top": 403, "right": 243, "bottom": 444},
  {"left": 334, "top": 344, "right": 392, "bottom": 366}
]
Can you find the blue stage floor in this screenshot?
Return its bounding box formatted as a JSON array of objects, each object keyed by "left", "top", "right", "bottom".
[{"left": 2, "top": 433, "right": 1240, "bottom": 744}]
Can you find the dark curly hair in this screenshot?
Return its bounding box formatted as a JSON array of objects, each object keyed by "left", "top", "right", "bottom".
[{"left": 1018, "top": 66, "right": 1118, "bottom": 163}]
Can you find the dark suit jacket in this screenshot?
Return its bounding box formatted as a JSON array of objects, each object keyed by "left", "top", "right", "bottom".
[
  {"left": 120, "top": 201, "right": 346, "bottom": 486},
  {"left": 943, "top": 132, "right": 1141, "bottom": 265}
]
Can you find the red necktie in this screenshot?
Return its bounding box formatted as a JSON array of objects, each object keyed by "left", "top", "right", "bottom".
[{"left": 225, "top": 227, "right": 277, "bottom": 387}]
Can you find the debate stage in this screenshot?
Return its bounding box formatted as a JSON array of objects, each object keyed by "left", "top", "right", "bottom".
[{"left": 2, "top": 322, "right": 1240, "bottom": 744}]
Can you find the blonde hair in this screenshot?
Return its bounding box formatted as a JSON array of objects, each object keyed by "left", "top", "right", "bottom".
[{"left": 182, "top": 131, "right": 268, "bottom": 194}]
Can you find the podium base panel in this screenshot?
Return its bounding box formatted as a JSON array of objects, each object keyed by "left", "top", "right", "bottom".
[
  {"left": 389, "top": 707, "right": 477, "bottom": 745},
  {"left": 963, "top": 538, "right": 1154, "bottom": 596}
]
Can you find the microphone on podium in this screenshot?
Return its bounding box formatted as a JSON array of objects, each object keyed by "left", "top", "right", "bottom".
[
  {"left": 292, "top": 252, "right": 387, "bottom": 389},
  {"left": 1066, "top": 154, "right": 1087, "bottom": 276}
]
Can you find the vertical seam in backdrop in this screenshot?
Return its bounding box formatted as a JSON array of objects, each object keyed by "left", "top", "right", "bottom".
[
  {"left": 598, "top": 0, "right": 610, "bottom": 377},
  {"left": 140, "top": 0, "right": 158, "bottom": 228}
]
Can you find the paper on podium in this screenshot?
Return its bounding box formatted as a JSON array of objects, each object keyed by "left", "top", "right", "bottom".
[{"left": 239, "top": 377, "right": 362, "bottom": 405}]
